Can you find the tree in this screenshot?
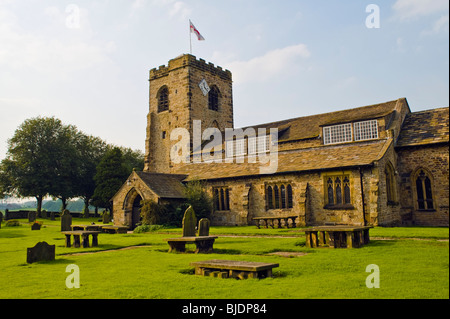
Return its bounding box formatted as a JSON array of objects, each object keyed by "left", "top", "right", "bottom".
[
  {"left": 0, "top": 117, "right": 78, "bottom": 215},
  {"left": 49, "top": 123, "right": 83, "bottom": 211},
  {"left": 92, "top": 147, "right": 129, "bottom": 211},
  {"left": 74, "top": 135, "right": 108, "bottom": 217},
  {"left": 183, "top": 179, "right": 213, "bottom": 221}
]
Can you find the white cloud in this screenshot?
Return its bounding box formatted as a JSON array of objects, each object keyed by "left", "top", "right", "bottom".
[
  {"left": 393, "top": 0, "right": 449, "bottom": 20},
  {"left": 151, "top": 0, "right": 191, "bottom": 20},
  {"left": 223, "top": 44, "right": 311, "bottom": 84}
]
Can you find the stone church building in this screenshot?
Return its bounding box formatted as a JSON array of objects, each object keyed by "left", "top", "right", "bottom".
[{"left": 112, "top": 54, "right": 449, "bottom": 229}]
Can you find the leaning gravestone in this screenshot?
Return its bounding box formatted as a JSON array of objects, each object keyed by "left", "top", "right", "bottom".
[
  {"left": 28, "top": 211, "right": 36, "bottom": 223},
  {"left": 27, "top": 241, "right": 55, "bottom": 264},
  {"left": 61, "top": 209, "right": 72, "bottom": 231},
  {"left": 198, "top": 218, "right": 210, "bottom": 236},
  {"left": 182, "top": 206, "right": 197, "bottom": 237},
  {"left": 102, "top": 211, "right": 110, "bottom": 224}
]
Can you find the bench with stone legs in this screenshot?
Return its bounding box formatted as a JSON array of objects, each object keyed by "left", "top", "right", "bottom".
[
  {"left": 62, "top": 231, "right": 100, "bottom": 248},
  {"left": 190, "top": 259, "right": 279, "bottom": 279}
]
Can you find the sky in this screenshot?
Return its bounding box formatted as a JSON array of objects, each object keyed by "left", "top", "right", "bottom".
[{"left": 0, "top": 0, "right": 448, "bottom": 160}]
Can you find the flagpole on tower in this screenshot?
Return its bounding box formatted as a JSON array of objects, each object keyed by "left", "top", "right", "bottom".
[
  {"left": 189, "top": 20, "right": 192, "bottom": 54},
  {"left": 189, "top": 20, "right": 205, "bottom": 55}
]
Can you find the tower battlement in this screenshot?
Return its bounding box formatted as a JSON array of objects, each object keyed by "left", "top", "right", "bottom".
[{"left": 150, "top": 54, "right": 232, "bottom": 81}]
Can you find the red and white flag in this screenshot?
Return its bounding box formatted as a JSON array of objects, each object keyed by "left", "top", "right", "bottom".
[{"left": 190, "top": 20, "right": 205, "bottom": 41}]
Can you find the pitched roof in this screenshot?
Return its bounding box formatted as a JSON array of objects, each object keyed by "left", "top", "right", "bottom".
[
  {"left": 175, "top": 139, "right": 391, "bottom": 181},
  {"left": 396, "top": 107, "right": 449, "bottom": 148},
  {"left": 239, "top": 98, "right": 403, "bottom": 142},
  {"left": 136, "top": 172, "right": 187, "bottom": 198}
]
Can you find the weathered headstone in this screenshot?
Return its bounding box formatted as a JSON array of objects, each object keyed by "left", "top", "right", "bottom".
[
  {"left": 31, "top": 222, "right": 41, "bottom": 230},
  {"left": 182, "top": 206, "right": 197, "bottom": 237},
  {"left": 61, "top": 209, "right": 72, "bottom": 231},
  {"left": 50, "top": 211, "right": 55, "bottom": 220},
  {"left": 0, "top": 212, "right": 3, "bottom": 229},
  {"left": 27, "top": 241, "right": 55, "bottom": 264},
  {"left": 198, "top": 218, "right": 210, "bottom": 236},
  {"left": 28, "top": 211, "right": 36, "bottom": 223},
  {"left": 102, "top": 211, "right": 110, "bottom": 224}
]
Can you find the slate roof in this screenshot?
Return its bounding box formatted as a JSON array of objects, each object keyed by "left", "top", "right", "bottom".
[
  {"left": 396, "top": 107, "right": 449, "bottom": 147},
  {"left": 175, "top": 140, "right": 392, "bottom": 181},
  {"left": 136, "top": 172, "right": 187, "bottom": 198},
  {"left": 238, "top": 98, "right": 403, "bottom": 143}
]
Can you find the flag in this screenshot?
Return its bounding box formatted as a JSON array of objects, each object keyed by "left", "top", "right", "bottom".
[{"left": 190, "top": 20, "right": 205, "bottom": 41}]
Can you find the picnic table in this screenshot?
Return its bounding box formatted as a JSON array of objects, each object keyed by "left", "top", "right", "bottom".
[
  {"left": 190, "top": 259, "right": 279, "bottom": 279},
  {"left": 304, "top": 225, "right": 373, "bottom": 248},
  {"left": 253, "top": 215, "right": 298, "bottom": 229},
  {"left": 165, "top": 236, "right": 218, "bottom": 253},
  {"left": 62, "top": 230, "right": 101, "bottom": 248}
]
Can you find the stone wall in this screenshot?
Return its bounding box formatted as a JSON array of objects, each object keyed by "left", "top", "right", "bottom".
[
  {"left": 397, "top": 143, "right": 449, "bottom": 226},
  {"left": 204, "top": 168, "right": 377, "bottom": 227}
]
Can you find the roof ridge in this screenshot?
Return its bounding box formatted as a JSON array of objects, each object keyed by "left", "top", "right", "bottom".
[{"left": 237, "top": 98, "right": 402, "bottom": 130}]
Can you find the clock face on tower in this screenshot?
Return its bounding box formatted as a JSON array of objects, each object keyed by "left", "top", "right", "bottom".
[{"left": 199, "top": 78, "right": 210, "bottom": 96}]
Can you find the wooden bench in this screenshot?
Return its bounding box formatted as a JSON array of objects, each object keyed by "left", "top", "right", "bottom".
[
  {"left": 190, "top": 259, "right": 279, "bottom": 279},
  {"left": 253, "top": 216, "right": 298, "bottom": 229},
  {"left": 62, "top": 231, "right": 101, "bottom": 248},
  {"left": 101, "top": 226, "right": 128, "bottom": 234},
  {"left": 304, "top": 226, "right": 373, "bottom": 248},
  {"left": 165, "top": 236, "right": 218, "bottom": 253}
]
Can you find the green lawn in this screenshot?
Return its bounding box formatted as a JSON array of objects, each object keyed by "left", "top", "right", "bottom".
[{"left": 0, "top": 218, "right": 448, "bottom": 299}]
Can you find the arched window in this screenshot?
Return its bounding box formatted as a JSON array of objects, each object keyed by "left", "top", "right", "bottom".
[
  {"left": 274, "top": 186, "right": 280, "bottom": 209},
  {"left": 287, "top": 185, "right": 293, "bottom": 208},
  {"left": 280, "top": 185, "right": 286, "bottom": 208},
  {"left": 267, "top": 186, "right": 273, "bottom": 209},
  {"left": 157, "top": 86, "right": 169, "bottom": 112},
  {"left": 414, "top": 169, "right": 434, "bottom": 210},
  {"left": 327, "top": 178, "right": 334, "bottom": 205},
  {"left": 335, "top": 177, "right": 342, "bottom": 204},
  {"left": 208, "top": 86, "right": 220, "bottom": 111},
  {"left": 343, "top": 177, "right": 351, "bottom": 204}
]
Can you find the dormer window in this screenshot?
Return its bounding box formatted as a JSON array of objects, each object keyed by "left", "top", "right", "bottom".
[
  {"left": 323, "top": 119, "right": 379, "bottom": 145},
  {"left": 354, "top": 119, "right": 378, "bottom": 141}
]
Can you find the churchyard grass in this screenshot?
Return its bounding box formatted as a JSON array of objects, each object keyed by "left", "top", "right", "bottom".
[{"left": 0, "top": 218, "right": 448, "bottom": 299}]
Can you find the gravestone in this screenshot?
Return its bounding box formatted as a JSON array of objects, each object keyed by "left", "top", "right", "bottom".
[
  {"left": 27, "top": 241, "right": 55, "bottom": 264},
  {"left": 102, "top": 211, "right": 110, "bottom": 224},
  {"left": 61, "top": 209, "right": 72, "bottom": 231},
  {"left": 182, "top": 206, "right": 197, "bottom": 237},
  {"left": 28, "top": 211, "right": 36, "bottom": 223},
  {"left": 31, "top": 222, "right": 41, "bottom": 230},
  {"left": 50, "top": 211, "right": 55, "bottom": 220},
  {"left": 198, "top": 218, "right": 210, "bottom": 236},
  {"left": 0, "top": 212, "right": 3, "bottom": 229}
]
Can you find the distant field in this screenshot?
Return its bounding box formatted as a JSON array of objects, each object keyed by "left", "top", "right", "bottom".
[{"left": 0, "top": 218, "right": 448, "bottom": 300}]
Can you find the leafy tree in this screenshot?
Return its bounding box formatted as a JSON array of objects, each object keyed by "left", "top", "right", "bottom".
[
  {"left": 74, "top": 135, "right": 108, "bottom": 217},
  {"left": 183, "top": 179, "right": 213, "bottom": 221},
  {"left": 49, "top": 123, "right": 83, "bottom": 211},
  {"left": 92, "top": 147, "right": 128, "bottom": 211},
  {"left": 120, "top": 147, "right": 145, "bottom": 172},
  {"left": 0, "top": 117, "right": 78, "bottom": 215}
]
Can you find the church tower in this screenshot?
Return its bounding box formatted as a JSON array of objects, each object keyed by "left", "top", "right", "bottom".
[{"left": 144, "top": 54, "right": 233, "bottom": 173}]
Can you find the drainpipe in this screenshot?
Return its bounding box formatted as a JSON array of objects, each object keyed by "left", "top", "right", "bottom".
[{"left": 359, "top": 167, "right": 367, "bottom": 226}]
